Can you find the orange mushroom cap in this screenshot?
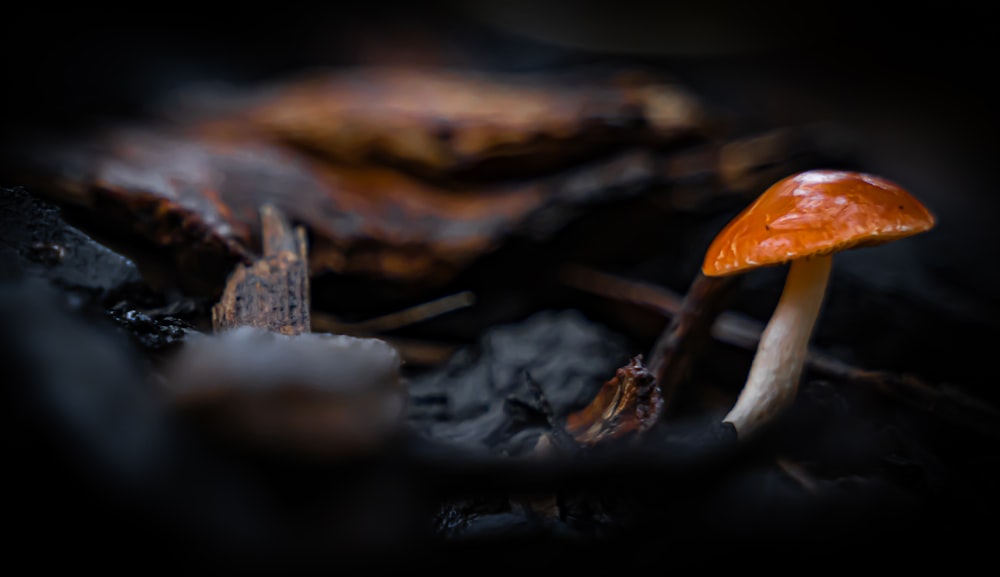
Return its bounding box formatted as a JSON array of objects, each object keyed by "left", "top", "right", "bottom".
[{"left": 702, "top": 169, "right": 936, "bottom": 277}]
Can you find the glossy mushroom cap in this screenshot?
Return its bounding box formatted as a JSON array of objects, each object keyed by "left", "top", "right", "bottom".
[{"left": 702, "top": 170, "right": 936, "bottom": 276}]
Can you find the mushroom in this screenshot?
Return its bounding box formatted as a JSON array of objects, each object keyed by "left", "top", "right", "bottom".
[{"left": 701, "top": 169, "right": 936, "bottom": 437}]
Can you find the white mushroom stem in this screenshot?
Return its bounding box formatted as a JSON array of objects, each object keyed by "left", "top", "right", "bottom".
[{"left": 724, "top": 254, "right": 832, "bottom": 437}]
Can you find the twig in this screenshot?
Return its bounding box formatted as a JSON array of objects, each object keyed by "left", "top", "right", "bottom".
[
  {"left": 311, "top": 291, "right": 476, "bottom": 334},
  {"left": 377, "top": 336, "right": 463, "bottom": 367},
  {"left": 560, "top": 263, "right": 683, "bottom": 315},
  {"left": 561, "top": 264, "right": 1000, "bottom": 441}
]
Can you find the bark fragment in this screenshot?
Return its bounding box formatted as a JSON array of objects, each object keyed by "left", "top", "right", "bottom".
[{"left": 212, "top": 204, "right": 310, "bottom": 335}]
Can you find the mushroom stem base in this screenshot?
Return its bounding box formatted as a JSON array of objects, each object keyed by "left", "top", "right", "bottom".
[{"left": 723, "top": 254, "right": 831, "bottom": 436}]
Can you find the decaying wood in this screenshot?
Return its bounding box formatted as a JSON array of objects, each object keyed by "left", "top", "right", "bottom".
[
  {"left": 212, "top": 204, "right": 310, "bottom": 335},
  {"left": 561, "top": 265, "right": 1000, "bottom": 441}
]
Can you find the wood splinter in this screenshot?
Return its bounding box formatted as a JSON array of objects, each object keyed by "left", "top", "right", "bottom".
[{"left": 211, "top": 203, "right": 311, "bottom": 335}]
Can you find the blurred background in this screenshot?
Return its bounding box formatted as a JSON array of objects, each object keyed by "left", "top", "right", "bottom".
[
  {"left": 6, "top": 0, "right": 993, "bottom": 391},
  {"left": 2, "top": 0, "right": 998, "bottom": 569}
]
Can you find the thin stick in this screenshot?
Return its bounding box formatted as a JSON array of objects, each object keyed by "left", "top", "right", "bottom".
[{"left": 311, "top": 291, "right": 476, "bottom": 335}]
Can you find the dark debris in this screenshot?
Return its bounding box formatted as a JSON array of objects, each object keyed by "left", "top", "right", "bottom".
[
  {"left": 106, "top": 304, "right": 199, "bottom": 352},
  {"left": 0, "top": 185, "right": 144, "bottom": 298}
]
